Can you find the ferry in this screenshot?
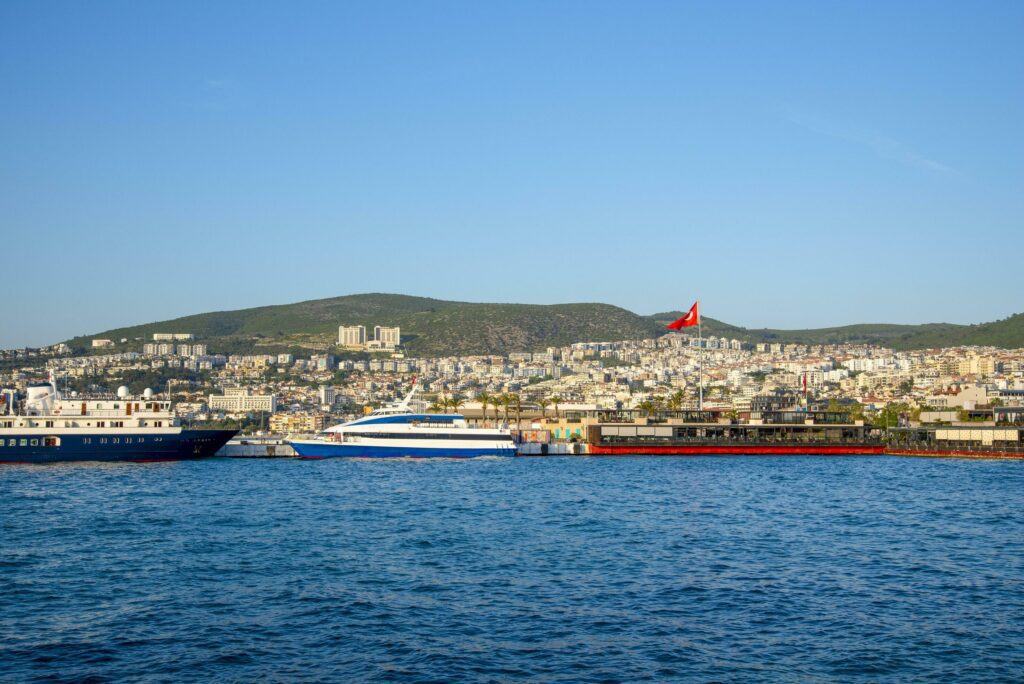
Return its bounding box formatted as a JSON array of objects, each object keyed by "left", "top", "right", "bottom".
[
  {"left": 0, "top": 376, "right": 237, "bottom": 464},
  {"left": 289, "top": 386, "right": 516, "bottom": 459}
]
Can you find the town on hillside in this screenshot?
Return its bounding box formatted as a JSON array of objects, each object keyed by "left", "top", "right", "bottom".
[{"left": 3, "top": 322, "right": 1023, "bottom": 436}]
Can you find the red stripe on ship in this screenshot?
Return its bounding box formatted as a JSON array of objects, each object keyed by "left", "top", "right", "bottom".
[
  {"left": 884, "top": 448, "right": 1024, "bottom": 460},
  {"left": 588, "top": 445, "right": 884, "bottom": 455}
]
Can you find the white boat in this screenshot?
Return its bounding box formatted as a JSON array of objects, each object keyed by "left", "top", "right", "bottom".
[{"left": 288, "top": 385, "right": 516, "bottom": 459}]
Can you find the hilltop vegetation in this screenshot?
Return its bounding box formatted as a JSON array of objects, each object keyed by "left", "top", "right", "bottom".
[
  {"left": 649, "top": 312, "right": 1024, "bottom": 350},
  {"left": 64, "top": 294, "right": 1024, "bottom": 357},
  {"left": 68, "top": 294, "right": 665, "bottom": 357}
]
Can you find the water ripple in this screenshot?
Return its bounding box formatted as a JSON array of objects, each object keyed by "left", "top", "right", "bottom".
[{"left": 1, "top": 456, "right": 1023, "bottom": 682}]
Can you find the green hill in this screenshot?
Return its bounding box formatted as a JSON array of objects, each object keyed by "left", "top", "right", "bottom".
[
  {"left": 649, "top": 312, "right": 1024, "bottom": 350},
  {"left": 66, "top": 295, "right": 1023, "bottom": 357},
  {"left": 68, "top": 293, "right": 665, "bottom": 357}
]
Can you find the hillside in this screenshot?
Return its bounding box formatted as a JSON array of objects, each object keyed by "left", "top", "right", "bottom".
[
  {"left": 66, "top": 295, "right": 1024, "bottom": 357},
  {"left": 69, "top": 294, "right": 666, "bottom": 357},
  {"left": 649, "top": 312, "right": 1024, "bottom": 350}
]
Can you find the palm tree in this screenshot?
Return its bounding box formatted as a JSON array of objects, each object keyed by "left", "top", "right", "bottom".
[
  {"left": 492, "top": 396, "right": 503, "bottom": 424},
  {"left": 668, "top": 390, "right": 685, "bottom": 412},
  {"left": 449, "top": 394, "right": 466, "bottom": 415},
  {"left": 428, "top": 399, "right": 445, "bottom": 413},
  {"left": 537, "top": 397, "right": 551, "bottom": 419},
  {"left": 637, "top": 399, "right": 658, "bottom": 418},
  {"left": 551, "top": 395, "right": 562, "bottom": 420},
  {"left": 508, "top": 393, "right": 522, "bottom": 429},
  {"left": 477, "top": 391, "right": 491, "bottom": 426},
  {"left": 499, "top": 393, "right": 512, "bottom": 424}
]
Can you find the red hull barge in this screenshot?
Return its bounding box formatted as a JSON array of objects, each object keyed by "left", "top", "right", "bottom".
[
  {"left": 885, "top": 448, "right": 1024, "bottom": 460},
  {"left": 588, "top": 444, "right": 883, "bottom": 456}
]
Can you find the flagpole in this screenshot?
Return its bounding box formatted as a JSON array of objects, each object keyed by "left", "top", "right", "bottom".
[{"left": 698, "top": 299, "right": 703, "bottom": 412}]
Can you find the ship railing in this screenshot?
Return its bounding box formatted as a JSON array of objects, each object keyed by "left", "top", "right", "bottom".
[{"left": 599, "top": 436, "right": 882, "bottom": 446}]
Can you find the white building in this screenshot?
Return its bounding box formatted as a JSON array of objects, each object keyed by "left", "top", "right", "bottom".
[
  {"left": 91, "top": 339, "right": 114, "bottom": 348},
  {"left": 208, "top": 388, "right": 277, "bottom": 413},
  {"left": 153, "top": 333, "right": 195, "bottom": 341},
  {"left": 374, "top": 326, "right": 401, "bottom": 349},
  {"left": 339, "top": 325, "right": 367, "bottom": 347}
]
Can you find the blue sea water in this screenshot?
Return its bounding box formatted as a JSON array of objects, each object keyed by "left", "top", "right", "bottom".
[{"left": 2, "top": 456, "right": 1023, "bottom": 683}]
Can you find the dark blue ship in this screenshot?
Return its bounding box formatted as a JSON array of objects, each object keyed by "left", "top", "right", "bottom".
[{"left": 0, "top": 379, "right": 236, "bottom": 464}]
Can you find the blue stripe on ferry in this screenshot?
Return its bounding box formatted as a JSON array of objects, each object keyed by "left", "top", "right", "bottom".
[
  {"left": 291, "top": 442, "right": 516, "bottom": 459},
  {"left": 347, "top": 414, "right": 460, "bottom": 426}
]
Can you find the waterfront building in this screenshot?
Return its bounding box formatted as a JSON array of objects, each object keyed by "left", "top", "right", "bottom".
[{"left": 269, "top": 412, "right": 328, "bottom": 434}]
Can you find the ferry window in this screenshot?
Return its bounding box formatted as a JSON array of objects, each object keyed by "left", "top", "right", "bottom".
[
  {"left": 97, "top": 421, "right": 105, "bottom": 428},
  {"left": 114, "top": 404, "right": 119, "bottom": 409},
  {"left": 45, "top": 420, "right": 54, "bottom": 428},
  {"left": 100, "top": 438, "right": 107, "bottom": 444},
  {"left": 112, "top": 438, "right": 119, "bottom": 444},
  {"left": 20, "top": 439, "right": 27, "bottom": 446},
  {"left": 126, "top": 438, "right": 132, "bottom": 444},
  {"left": 83, "top": 438, "right": 91, "bottom": 444},
  {"left": 139, "top": 438, "right": 144, "bottom": 443},
  {"left": 30, "top": 439, "right": 38, "bottom": 446}
]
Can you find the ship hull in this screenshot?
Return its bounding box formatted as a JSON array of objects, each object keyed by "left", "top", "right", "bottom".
[
  {"left": 0, "top": 429, "right": 238, "bottom": 464},
  {"left": 291, "top": 441, "right": 516, "bottom": 459},
  {"left": 885, "top": 447, "right": 1024, "bottom": 460},
  {"left": 587, "top": 444, "right": 884, "bottom": 456}
]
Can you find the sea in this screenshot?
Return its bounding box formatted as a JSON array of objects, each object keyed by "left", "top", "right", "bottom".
[{"left": 2, "top": 455, "right": 1023, "bottom": 683}]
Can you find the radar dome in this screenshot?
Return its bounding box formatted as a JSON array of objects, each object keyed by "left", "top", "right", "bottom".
[
  {"left": 142, "top": 388, "right": 154, "bottom": 399},
  {"left": 116, "top": 386, "right": 130, "bottom": 399}
]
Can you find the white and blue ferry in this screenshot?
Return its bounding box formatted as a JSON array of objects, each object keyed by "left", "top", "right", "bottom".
[
  {"left": 289, "top": 386, "right": 516, "bottom": 459},
  {"left": 0, "top": 376, "right": 237, "bottom": 464}
]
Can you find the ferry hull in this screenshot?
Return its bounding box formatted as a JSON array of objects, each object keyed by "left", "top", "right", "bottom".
[
  {"left": 291, "top": 441, "right": 516, "bottom": 459},
  {"left": 0, "top": 429, "right": 238, "bottom": 464},
  {"left": 587, "top": 444, "right": 884, "bottom": 456}
]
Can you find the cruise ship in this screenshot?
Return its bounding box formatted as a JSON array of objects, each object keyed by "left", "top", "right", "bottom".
[
  {"left": 289, "top": 386, "right": 516, "bottom": 459},
  {"left": 0, "top": 376, "right": 237, "bottom": 464}
]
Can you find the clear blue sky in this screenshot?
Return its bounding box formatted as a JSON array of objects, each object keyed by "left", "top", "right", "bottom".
[{"left": 2, "top": 1, "right": 1022, "bottom": 347}]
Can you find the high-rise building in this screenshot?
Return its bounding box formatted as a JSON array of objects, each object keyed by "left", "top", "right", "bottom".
[
  {"left": 374, "top": 326, "right": 401, "bottom": 349},
  {"left": 339, "top": 325, "right": 367, "bottom": 347}
]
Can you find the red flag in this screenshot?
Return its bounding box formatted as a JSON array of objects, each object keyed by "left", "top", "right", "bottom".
[{"left": 666, "top": 302, "right": 700, "bottom": 330}]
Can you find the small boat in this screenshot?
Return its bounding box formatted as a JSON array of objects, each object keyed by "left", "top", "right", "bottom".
[{"left": 289, "top": 384, "right": 516, "bottom": 459}]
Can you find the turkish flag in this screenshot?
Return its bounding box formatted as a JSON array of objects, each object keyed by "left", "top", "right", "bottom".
[{"left": 666, "top": 302, "right": 699, "bottom": 330}]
